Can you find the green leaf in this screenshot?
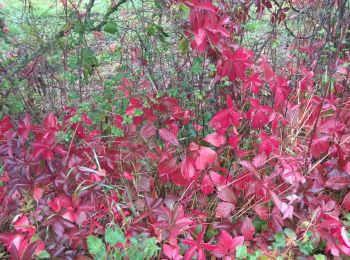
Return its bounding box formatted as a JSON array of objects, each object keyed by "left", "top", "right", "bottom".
[
  {"left": 194, "top": 224, "right": 203, "bottom": 235},
  {"left": 125, "top": 236, "right": 159, "bottom": 260},
  {"left": 113, "top": 249, "right": 124, "bottom": 260},
  {"left": 105, "top": 226, "right": 126, "bottom": 246},
  {"left": 297, "top": 231, "right": 314, "bottom": 256},
  {"left": 208, "top": 64, "right": 216, "bottom": 72},
  {"left": 271, "top": 39, "right": 280, "bottom": 49},
  {"left": 156, "top": 25, "right": 169, "bottom": 38},
  {"left": 123, "top": 115, "right": 133, "bottom": 124},
  {"left": 272, "top": 232, "right": 285, "bottom": 250},
  {"left": 253, "top": 217, "right": 267, "bottom": 233},
  {"left": 103, "top": 21, "right": 118, "bottom": 34},
  {"left": 283, "top": 228, "right": 297, "bottom": 240},
  {"left": 81, "top": 48, "right": 98, "bottom": 68},
  {"left": 194, "top": 90, "right": 203, "bottom": 100},
  {"left": 178, "top": 38, "right": 189, "bottom": 54},
  {"left": 134, "top": 108, "right": 143, "bottom": 116},
  {"left": 298, "top": 241, "right": 314, "bottom": 255},
  {"left": 247, "top": 250, "right": 262, "bottom": 260},
  {"left": 314, "top": 254, "right": 327, "bottom": 260},
  {"left": 191, "top": 57, "right": 203, "bottom": 75},
  {"left": 7, "top": 95, "right": 24, "bottom": 114},
  {"left": 37, "top": 250, "right": 50, "bottom": 259},
  {"left": 111, "top": 126, "right": 124, "bottom": 137},
  {"left": 179, "top": 3, "right": 190, "bottom": 19},
  {"left": 343, "top": 213, "right": 350, "bottom": 226},
  {"left": 146, "top": 25, "right": 157, "bottom": 36},
  {"left": 69, "top": 91, "right": 80, "bottom": 101},
  {"left": 87, "top": 236, "right": 106, "bottom": 260},
  {"left": 236, "top": 245, "right": 248, "bottom": 259}
]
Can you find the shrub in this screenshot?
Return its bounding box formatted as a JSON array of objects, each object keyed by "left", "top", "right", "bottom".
[{"left": 1, "top": 0, "right": 350, "bottom": 259}]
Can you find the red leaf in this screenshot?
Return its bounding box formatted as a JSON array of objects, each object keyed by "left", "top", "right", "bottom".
[
  {"left": 210, "top": 171, "right": 228, "bottom": 186},
  {"left": 181, "top": 157, "right": 196, "bottom": 179},
  {"left": 48, "top": 194, "right": 72, "bottom": 213},
  {"left": 269, "top": 76, "right": 290, "bottom": 107},
  {"left": 0, "top": 233, "right": 28, "bottom": 258},
  {"left": 220, "top": 48, "right": 253, "bottom": 81},
  {"left": 259, "top": 131, "right": 279, "bottom": 155},
  {"left": 12, "top": 215, "right": 36, "bottom": 235},
  {"left": 254, "top": 204, "right": 269, "bottom": 220},
  {"left": 209, "top": 100, "right": 240, "bottom": 134},
  {"left": 203, "top": 132, "right": 226, "bottom": 147},
  {"left": 217, "top": 187, "right": 236, "bottom": 203},
  {"left": 226, "top": 95, "right": 233, "bottom": 108},
  {"left": 213, "top": 231, "right": 244, "bottom": 258},
  {"left": 81, "top": 113, "right": 93, "bottom": 125},
  {"left": 163, "top": 244, "right": 182, "bottom": 260},
  {"left": 44, "top": 112, "right": 58, "bottom": 130},
  {"left": 10, "top": 242, "right": 22, "bottom": 260},
  {"left": 0, "top": 116, "right": 13, "bottom": 133},
  {"left": 22, "top": 240, "right": 40, "bottom": 260},
  {"left": 195, "top": 146, "right": 217, "bottom": 170},
  {"left": 159, "top": 128, "right": 179, "bottom": 146},
  {"left": 33, "top": 187, "right": 44, "bottom": 203},
  {"left": 261, "top": 55, "right": 274, "bottom": 81},
  {"left": 270, "top": 191, "right": 293, "bottom": 219},
  {"left": 158, "top": 158, "right": 177, "bottom": 182},
  {"left": 243, "top": 73, "right": 262, "bottom": 94},
  {"left": 195, "top": 2, "right": 216, "bottom": 12},
  {"left": 241, "top": 217, "right": 255, "bottom": 240},
  {"left": 228, "top": 134, "right": 240, "bottom": 149},
  {"left": 248, "top": 99, "right": 271, "bottom": 129},
  {"left": 310, "top": 136, "right": 329, "bottom": 158},
  {"left": 216, "top": 202, "right": 235, "bottom": 218},
  {"left": 326, "top": 176, "right": 350, "bottom": 190},
  {"left": 173, "top": 168, "right": 190, "bottom": 186},
  {"left": 343, "top": 192, "right": 350, "bottom": 211},
  {"left": 200, "top": 175, "right": 214, "bottom": 195},
  {"left": 18, "top": 114, "right": 31, "bottom": 144},
  {"left": 140, "top": 122, "right": 157, "bottom": 139}
]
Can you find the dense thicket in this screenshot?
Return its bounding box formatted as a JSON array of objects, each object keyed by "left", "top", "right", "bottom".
[{"left": 0, "top": 0, "right": 350, "bottom": 259}]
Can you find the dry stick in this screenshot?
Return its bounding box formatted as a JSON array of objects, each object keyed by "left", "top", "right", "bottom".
[{"left": 290, "top": 87, "right": 317, "bottom": 145}]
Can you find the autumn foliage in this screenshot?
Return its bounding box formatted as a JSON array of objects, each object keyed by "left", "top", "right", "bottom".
[{"left": 1, "top": 0, "right": 350, "bottom": 259}]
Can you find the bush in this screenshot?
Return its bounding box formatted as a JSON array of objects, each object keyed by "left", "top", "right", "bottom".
[{"left": 1, "top": 0, "right": 350, "bottom": 259}]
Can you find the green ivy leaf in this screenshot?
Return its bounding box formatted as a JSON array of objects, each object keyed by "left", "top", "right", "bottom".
[
  {"left": 87, "top": 236, "right": 106, "bottom": 260},
  {"left": 236, "top": 245, "right": 248, "bottom": 259},
  {"left": 105, "top": 226, "right": 126, "bottom": 246}
]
